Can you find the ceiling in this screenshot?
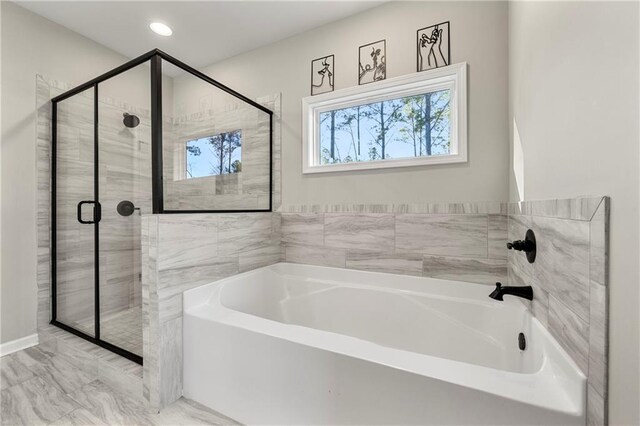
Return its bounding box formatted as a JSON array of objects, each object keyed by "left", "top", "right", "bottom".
[{"left": 17, "top": 1, "right": 384, "bottom": 77}]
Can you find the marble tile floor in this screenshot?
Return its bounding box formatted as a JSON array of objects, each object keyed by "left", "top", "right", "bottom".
[
  {"left": 1, "top": 346, "right": 238, "bottom": 425},
  {"left": 78, "top": 307, "right": 143, "bottom": 357}
]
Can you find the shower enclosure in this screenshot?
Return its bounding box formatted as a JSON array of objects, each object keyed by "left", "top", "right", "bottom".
[{"left": 50, "top": 49, "right": 273, "bottom": 364}]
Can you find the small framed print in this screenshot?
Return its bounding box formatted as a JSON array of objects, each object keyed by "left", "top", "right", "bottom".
[
  {"left": 311, "top": 55, "right": 334, "bottom": 95},
  {"left": 417, "top": 21, "right": 451, "bottom": 71},
  {"left": 358, "top": 40, "right": 386, "bottom": 85}
]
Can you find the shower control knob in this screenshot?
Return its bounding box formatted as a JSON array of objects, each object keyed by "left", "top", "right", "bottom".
[
  {"left": 506, "top": 240, "right": 527, "bottom": 251},
  {"left": 123, "top": 113, "right": 140, "bottom": 128},
  {"left": 506, "top": 229, "right": 537, "bottom": 264},
  {"left": 117, "top": 200, "right": 136, "bottom": 217}
]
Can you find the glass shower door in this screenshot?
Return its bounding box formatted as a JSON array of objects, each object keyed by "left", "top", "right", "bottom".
[
  {"left": 96, "top": 69, "right": 150, "bottom": 358},
  {"left": 53, "top": 82, "right": 146, "bottom": 363},
  {"left": 54, "top": 87, "right": 96, "bottom": 337}
]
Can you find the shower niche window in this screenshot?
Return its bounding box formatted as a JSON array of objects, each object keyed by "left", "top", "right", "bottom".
[
  {"left": 185, "top": 130, "right": 242, "bottom": 179},
  {"left": 50, "top": 49, "right": 273, "bottom": 365}
]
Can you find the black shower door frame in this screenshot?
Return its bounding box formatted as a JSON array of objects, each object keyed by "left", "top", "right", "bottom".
[{"left": 50, "top": 49, "right": 274, "bottom": 365}]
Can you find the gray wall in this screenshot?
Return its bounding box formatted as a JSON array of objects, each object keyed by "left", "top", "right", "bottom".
[
  {"left": 508, "top": 2, "right": 640, "bottom": 424},
  {"left": 172, "top": 1, "right": 510, "bottom": 206}
]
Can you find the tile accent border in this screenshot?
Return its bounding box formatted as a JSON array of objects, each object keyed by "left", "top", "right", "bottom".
[
  {"left": 282, "top": 201, "right": 507, "bottom": 214},
  {"left": 507, "top": 196, "right": 603, "bottom": 221},
  {"left": 507, "top": 196, "right": 609, "bottom": 425}
]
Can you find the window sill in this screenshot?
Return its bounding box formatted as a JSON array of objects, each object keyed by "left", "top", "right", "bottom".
[{"left": 302, "top": 152, "right": 467, "bottom": 174}]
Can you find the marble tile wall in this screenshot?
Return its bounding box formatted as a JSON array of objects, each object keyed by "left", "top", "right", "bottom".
[
  {"left": 36, "top": 76, "right": 151, "bottom": 350},
  {"left": 507, "top": 196, "right": 609, "bottom": 425},
  {"left": 38, "top": 74, "right": 283, "bottom": 410},
  {"left": 141, "top": 212, "right": 282, "bottom": 410},
  {"left": 37, "top": 76, "right": 281, "bottom": 331},
  {"left": 164, "top": 94, "right": 280, "bottom": 211},
  {"left": 281, "top": 203, "right": 509, "bottom": 285},
  {"left": 50, "top": 85, "right": 97, "bottom": 333},
  {"left": 36, "top": 76, "right": 56, "bottom": 333},
  {"left": 98, "top": 99, "right": 152, "bottom": 319},
  {"left": 140, "top": 93, "right": 282, "bottom": 409}
]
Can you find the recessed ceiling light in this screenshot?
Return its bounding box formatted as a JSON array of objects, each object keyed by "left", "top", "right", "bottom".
[{"left": 150, "top": 22, "right": 172, "bottom": 37}]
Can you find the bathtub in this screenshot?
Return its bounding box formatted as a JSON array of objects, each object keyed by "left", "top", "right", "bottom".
[{"left": 183, "top": 263, "right": 586, "bottom": 425}]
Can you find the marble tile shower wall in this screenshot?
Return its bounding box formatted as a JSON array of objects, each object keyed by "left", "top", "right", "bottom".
[
  {"left": 36, "top": 77, "right": 50, "bottom": 331},
  {"left": 37, "top": 75, "right": 281, "bottom": 334},
  {"left": 141, "top": 212, "right": 282, "bottom": 410},
  {"left": 164, "top": 95, "right": 279, "bottom": 211},
  {"left": 281, "top": 203, "right": 509, "bottom": 285},
  {"left": 37, "top": 76, "right": 283, "bottom": 409},
  {"left": 36, "top": 76, "right": 152, "bottom": 331},
  {"left": 98, "top": 96, "right": 152, "bottom": 315},
  {"left": 507, "top": 197, "right": 609, "bottom": 426}
]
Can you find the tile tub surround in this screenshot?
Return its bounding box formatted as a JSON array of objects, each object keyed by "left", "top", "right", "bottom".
[
  {"left": 141, "top": 212, "right": 282, "bottom": 410},
  {"left": 281, "top": 202, "right": 509, "bottom": 285},
  {"left": 507, "top": 196, "right": 609, "bottom": 425}
]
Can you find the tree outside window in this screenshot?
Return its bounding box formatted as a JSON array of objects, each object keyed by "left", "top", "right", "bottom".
[
  {"left": 319, "top": 89, "right": 450, "bottom": 164},
  {"left": 186, "top": 130, "right": 242, "bottom": 179}
]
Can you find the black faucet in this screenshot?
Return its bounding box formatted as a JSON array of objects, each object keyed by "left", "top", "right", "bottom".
[{"left": 489, "top": 282, "right": 533, "bottom": 301}]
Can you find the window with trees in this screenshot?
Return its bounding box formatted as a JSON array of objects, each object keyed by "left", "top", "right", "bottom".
[
  {"left": 185, "top": 130, "right": 242, "bottom": 179},
  {"left": 302, "top": 63, "right": 466, "bottom": 173}
]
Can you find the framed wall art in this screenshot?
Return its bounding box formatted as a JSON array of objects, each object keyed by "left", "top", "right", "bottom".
[
  {"left": 359, "top": 40, "right": 386, "bottom": 85},
  {"left": 417, "top": 21, "right": 450, "bottom": 71},
  {"left": 311, "top": 54, "right": 335, "bottom": 95}
]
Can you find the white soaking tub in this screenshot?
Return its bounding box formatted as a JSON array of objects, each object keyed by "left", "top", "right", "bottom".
[{"left": 183, "top": 263, "right": 586, "bottom": 425}]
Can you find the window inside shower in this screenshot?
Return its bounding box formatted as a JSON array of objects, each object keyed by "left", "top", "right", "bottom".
[
  {"left": 185, "top": 130, "right": 242, "bottom": 179},
  {"left": 51, "top": 50, "right": 273, "bottom": 364}
]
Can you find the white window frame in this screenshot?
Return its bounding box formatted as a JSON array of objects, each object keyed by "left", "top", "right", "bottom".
[{"left": 302, "top": 62, "right": 467, "bottom": 174}]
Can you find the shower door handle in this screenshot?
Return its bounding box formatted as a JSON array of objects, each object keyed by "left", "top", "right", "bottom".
[{"left": 77, "top": 200, "right": 101, "bottom": 224}]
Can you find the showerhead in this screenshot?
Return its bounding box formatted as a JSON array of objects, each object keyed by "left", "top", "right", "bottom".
[{"left": 123, "top": 113, "right": 140, "bottom": 128}]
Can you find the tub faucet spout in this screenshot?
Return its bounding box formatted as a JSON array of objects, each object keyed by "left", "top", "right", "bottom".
[{"left": 489, "top": 282, "right": 533, "bottom": 301}]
